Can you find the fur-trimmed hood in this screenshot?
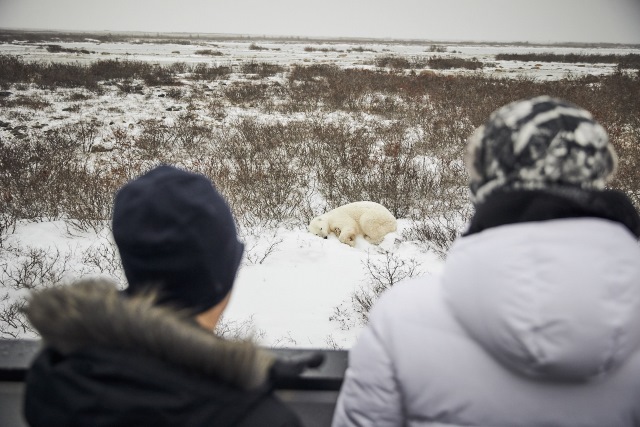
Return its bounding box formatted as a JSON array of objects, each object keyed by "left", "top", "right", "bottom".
[{"left": 24, "top": 278, "right": 275, "bottom": 390}]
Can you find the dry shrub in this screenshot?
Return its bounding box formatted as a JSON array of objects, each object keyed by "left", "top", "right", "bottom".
[
  {"left": 189, "top": 63, "right": 232, "bottom": 81},
  {"left": 135, "top": 119, "right": 177, "bottom": 158},
  {"left": 63, "top": 165, "right": 122, "bottom": 233},
  {"left": 195, "top": 49, "right": 224, "bottom": 56},
  {"left": 330, "top": 252, "right": 421, "bottom": 328},
  {"left": 248, "top": 43, "right": 268, "bottom": 51},
  {"left": 172, "top": 112, "right": 213, "bottom": 152},
  {"left": 1, "top": 246, "right": 74, "bottom": 291},
  {"left": 496, "top": 53, "right": 640, "bottom": 68},
  {"left": 348, "top": 46, "right": 376, "bottom": 53},
  {"left": 311, "top": 120, "right": 451, "bottom": 219},
  {"left": 66, "top": 120, "right": 101, "bottom": 152},
  {"left": 240, "top": 61, "right": 285, "bottom": 78},
  {"left": 375, "top": 55, "right": 427, "bottom": 69},
  {"left": 311, "top": 120, "right": 375, "bottom": 205},
  {"left": 0, "top": 55, "right": 179, "bottom": 91},
  {"left": 360, "top": 93, "right": 407, "bottom": 118},
  {"left": 304, "top": 46, "right": 339, "bottom": 53},
  {"left": 168, "top": 62, "right": 189, "bottom": 74},
  {"left": 0, "top": 127, "right": 80, "bottom": 222},
  {"left": 609, "top": 116, "right": 640, "bottom": 210},
  {"left": 224, "top": 81, "right": 271, "bottom": 105},
  {"left": 142, "top": 64, "right": 180, "bottom": 86},
  {"left": 0, "top": 295, "right": 33, "bottom": 338},
  {"left": 375, "top": 56, "right": 411, "bottom": 69},
  {"left": 0, "top": 55, "right": 31, "bottom": 88},
  {"left": 164, "top": 87, "right": 183, "bottom": 99},
  {"left": 215, "top": 315, "right": 265, "bottom": 341},
  {"left": 288, "top": 64, "right": 339, "bottom": 82},
  {"left": 82, "top": 240, "right": 125, "bottom": 286},
  {"left": 0, "top": 121, "right": 126, "bottom": 234},
  {"left": 0, "top": 94, "right": 52, "bottom": 110},
  {"left": 404, "top": 194, "right": 473, "bottom": 259},
  {"left": 352, "top": 252, "right": 420, "bottom": 322},
  {"left": 1, "top": 50, "right": 638, "bottom": 264},
  {"left": 198, "top": 118, "right": 313, "bottom": 227},
  {"left": 0, "top": 244, "right": 80, "bottom": 338},
  {"left": 427, "top": 57, "right": 483, "bottom": 70}
]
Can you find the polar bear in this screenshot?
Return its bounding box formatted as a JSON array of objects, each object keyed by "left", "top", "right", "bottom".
[{"left": 308, "top": 201, "right": 397, "bottom": 247}]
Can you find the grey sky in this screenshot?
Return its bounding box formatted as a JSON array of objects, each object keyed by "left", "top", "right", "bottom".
[{"left": 1, "top": 0, "right": 639, "bottom": 44}]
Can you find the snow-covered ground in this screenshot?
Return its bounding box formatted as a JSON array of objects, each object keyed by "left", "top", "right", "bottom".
[
  {"left": 3, "top": 38, "right": 636, "bottom": 79},
  {"left": 1, "top": 37, "right": 638, "bottom": 348},
  {"left": 3, "top": 218, "right": 441, "bottom": 349}
]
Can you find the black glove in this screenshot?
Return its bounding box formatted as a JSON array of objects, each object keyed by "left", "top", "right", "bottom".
[{"left": 269, "top": 351, "right": 325, "bottom": 385}]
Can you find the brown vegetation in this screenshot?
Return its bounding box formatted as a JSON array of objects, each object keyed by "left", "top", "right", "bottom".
[
  {"left": 0, "top": 53, "right": 638, "bottom": 254},
  {"left": 495, "top": 52, "right": 640, "bottom": 69}
]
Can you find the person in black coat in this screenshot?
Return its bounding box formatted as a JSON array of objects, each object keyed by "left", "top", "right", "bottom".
[{"left": 23, "top": 165, "right": 317, "bottom": 427}]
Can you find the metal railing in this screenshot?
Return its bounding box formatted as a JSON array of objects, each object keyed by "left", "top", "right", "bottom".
[{"left": 0, "top": 340, "right": 347, "bottom": 427}]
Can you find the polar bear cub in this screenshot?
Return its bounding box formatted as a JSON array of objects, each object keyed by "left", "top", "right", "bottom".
[{"left": 308, "top": 201, "right": 397, "bottom": 247}]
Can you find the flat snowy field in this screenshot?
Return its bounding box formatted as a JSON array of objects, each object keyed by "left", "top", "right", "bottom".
[{"left": 1, "top": 37, "right": 638, "bottom": 348}]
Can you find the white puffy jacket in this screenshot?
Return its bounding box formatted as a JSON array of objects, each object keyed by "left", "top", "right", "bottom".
[{"left": 332, "top": 218, "right": 640, "bottom": 427}]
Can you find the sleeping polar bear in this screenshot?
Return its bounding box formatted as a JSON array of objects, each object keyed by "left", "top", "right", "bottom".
[{"left": 308, "top": 201, "right": 397, "bottom": 247}]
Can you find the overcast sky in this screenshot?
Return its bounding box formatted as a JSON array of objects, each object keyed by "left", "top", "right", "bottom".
[{"left": 1, "top": 0, "right": 639, "bottom": 44}]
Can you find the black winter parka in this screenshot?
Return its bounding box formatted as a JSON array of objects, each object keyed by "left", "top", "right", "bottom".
[{"left": 23, "top": 279, "right": 303, "bottom": 427}]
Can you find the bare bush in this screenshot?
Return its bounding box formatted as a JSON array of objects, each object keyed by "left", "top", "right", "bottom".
[
  {"left": 0, "top": 94, "right": 52, "bottom": 110},
  {"left": 304, "top": 46, "right": 339, "bottom": 53},
  {"left": 248, "top": 43, "right": 268, "bottom": 51},
  {"left": 165, "top": 87, "right": 183, "bottom": 99},
  {"left": 428, "top": 45, "right": 447, "bottom": 53},
  {"left": 224, "top": 81, "right": 271, "bottom": 105},
  {"left": 324, "top": 334, "right": 343, "bottom": 350},
  {"left": 206, "top": 97, "right": 228, "bottom": 120},
  {"left": 67, "top": 119, "right": 101, "bottom": 152},
  {"left": 347, "top": 46, "right": 376, "bottom": 53},
  {"left": 0, "top": 295, "right": 33, "bottom": 338},
  {"left": 405, "top": 206, "right": 472, "bottom": 259},
  {"left": 81, "top": 240, "right": 125, "bottom": 286},
  {"left": 63, "top": 165, "right": 121, "bottom": 234},
  {"left": 241, "top": 227, "right": 284, "bottom": 265},
  {"left": 135, "top": 119, "right": 177, "bottom": 158},
  {"left": 353, "top": 252, "right": 420, "bottom": 322},
  {"left": 427, "top": 57, "right": 483, "bottom": 70},
  {"left": 215, "top": 315, "right": 266, "bottom": 341},
  {"left": 172, "top": 112, "right": 213, "bottom": 152},
  {"left": 375, "top": 55, "right": 427, "bottom": 70},
  {"left": 0, "top": 56, "right": 165, "bottom": 91},
  {"left": 1, "top": 126, "right": 81, "bottom": 222},
  {"left": 330, "top": 252, "right": 421, "bottom": 328},
  {"left": 272, "top": 332, "right": 298, "bottom": 348},
  {"left": 609, "top": 115, "right": 640, "bottom": 210},
  {"left": 1, "top": 246, "right": 74, "bottom": 291},
  {"left": 195, "top": 49, "right": 224, "bottom": 56},
  {"left": 312, "top": 120, "right": 433, "bottom": 218},
  {"left": 240, "top": 61, "right": 285, "bottom": 78},
  {"left": 203, "top": 118, "right": 314, "bottom": 227},
  {"left": 188, "top": 63, "right": 232, "bottom": 81},
  {"left": 496, "top": 52, "right": 640, "bottom": 68},
  {"left": 375, "top": 56, "right": 411, "bottom": 69}
]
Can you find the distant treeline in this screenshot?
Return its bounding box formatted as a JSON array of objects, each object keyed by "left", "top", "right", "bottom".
[
  {"left": 2, "top": 29, "right": 640, "bottom": 49},
  {"left": 495, "top": 53, "right": 640, "bottom": 68}
]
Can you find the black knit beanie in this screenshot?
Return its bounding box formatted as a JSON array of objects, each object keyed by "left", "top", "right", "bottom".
[
  {"left": 112, "top": 165, "right": 244, "bottom": 314},
  {"left": 465, "top": 96, "right": 618, "bottom": 204}
]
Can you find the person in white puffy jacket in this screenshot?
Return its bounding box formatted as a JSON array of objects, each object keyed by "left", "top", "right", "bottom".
[{"left": 332, "top": 96, "right": 640, "bottom": 427}]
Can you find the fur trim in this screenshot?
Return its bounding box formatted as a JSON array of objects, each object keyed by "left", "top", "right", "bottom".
[{"left": 23, "top": 278, "right": 274, "bottom": 390}]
